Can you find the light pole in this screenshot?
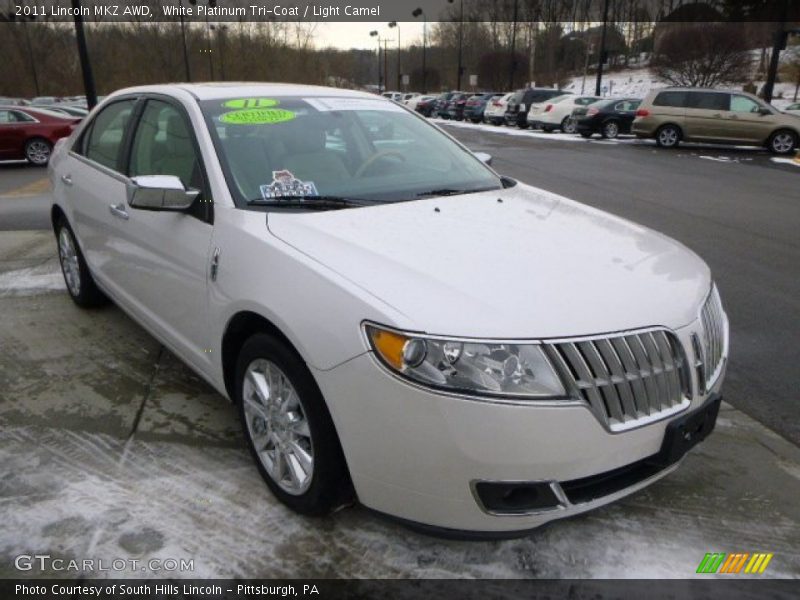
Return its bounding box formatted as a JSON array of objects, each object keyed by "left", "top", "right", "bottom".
[
  {"left": 211, "top": 24, "right": 228, "bottom": 80},
  {"left": 190, "top": 0, "right": 216, "bottom": 81},
  {"left": 369, "top": 30, "right": 382, "bottom": 93},
  {"left": 568, "top": 35, "right": 593, "bottom": 95},
  {"left": 178, "top": 0, "right": 191, "bottom": 81},
  {"left": 508, "top": 0, "right": 519, "bottom": 91},
  {"left": 595, "top": 0, "right": 610, "bottom": 96},
  {"left": 447, "top": 0, "right": 464, "bottom": 91},
  {"left": 388, "top": 21, "right": 401, "bottom": 91},
  {"left": 71, "top": 0, "right": 97, "bottom": 108},
  {"left": 412, "top": 7, "right": 427, "bottom": 93}
]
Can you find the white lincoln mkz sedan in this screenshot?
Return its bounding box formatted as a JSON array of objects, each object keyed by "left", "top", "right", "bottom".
[{"left": 49, "top": 83, "right": 728, "bottom": 535}]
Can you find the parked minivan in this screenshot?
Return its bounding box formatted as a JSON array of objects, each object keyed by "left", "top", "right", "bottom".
[
  {"left": 633, "top": 87, "right": 800, "bottom": 154},
  {"left": 505, "top": 88, "right": 569, "bottom": 128}
]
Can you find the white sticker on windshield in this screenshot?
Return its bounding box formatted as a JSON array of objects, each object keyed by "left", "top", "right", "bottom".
[
  {"left": 305, "top": 97, "right": 405, "bottom": 113},
  {"left": 260, "top": 170, "right": 318, "bottom": 200}
]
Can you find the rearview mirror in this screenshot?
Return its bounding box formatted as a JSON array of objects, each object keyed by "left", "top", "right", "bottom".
[
  {"left": 126, "top": 175, "right": 199, "bottom": 211},
  {"left": 473, "top": 151, "right": 493, "bottom": 166}
]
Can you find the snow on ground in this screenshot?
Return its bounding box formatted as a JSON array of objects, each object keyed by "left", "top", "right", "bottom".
[
  {"left": 0, "top": 264, "right": 65, "bottom": 297},
  {"left": 561, "top": 65, "right": 798, "bottom": 109}
]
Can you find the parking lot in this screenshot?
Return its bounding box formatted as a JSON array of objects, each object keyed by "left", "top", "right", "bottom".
[{"left": 1, "top": 126, "right": 800, "bottom": 580}]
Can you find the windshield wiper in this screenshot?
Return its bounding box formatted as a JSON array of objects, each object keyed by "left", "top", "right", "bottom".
[
  {"left": 247, "top": 195, "right": 376, "bottom": 209},
  {"left": 415, "top": 186, "right": 500, "bottom": 198}
]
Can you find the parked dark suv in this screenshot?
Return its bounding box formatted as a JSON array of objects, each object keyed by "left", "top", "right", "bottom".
[{"left": 504, "top": 88, "right": 569, "bottom": 128}]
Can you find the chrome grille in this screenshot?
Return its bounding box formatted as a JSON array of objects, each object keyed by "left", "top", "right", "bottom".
[
  {"left": 699, "top": 285, "right": 725, "bottom": 389},
  {"left": 544, "top": 330, "right": 690, "bottom": 430}
]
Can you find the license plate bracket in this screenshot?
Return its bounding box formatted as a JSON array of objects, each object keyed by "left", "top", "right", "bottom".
[{"left": 649, "top": 395, "right": 722, "bottom": 468}]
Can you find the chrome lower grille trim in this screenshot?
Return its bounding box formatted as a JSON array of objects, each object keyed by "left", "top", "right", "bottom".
[{"left": 544, "top": 329, "right": 690, "bottom": 431}]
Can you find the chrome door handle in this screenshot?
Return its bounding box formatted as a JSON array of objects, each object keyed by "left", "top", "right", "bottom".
[
  {"left": 109, "top": 203, "right": 129, "bottom": 220},
  {"left": 61, "top": 174, "right": 73, "bottom": 186}
]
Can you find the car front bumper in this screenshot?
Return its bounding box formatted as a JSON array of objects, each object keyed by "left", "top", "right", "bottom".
[{"left": 313, "top": 324, "right": 725, "bottom": 534}]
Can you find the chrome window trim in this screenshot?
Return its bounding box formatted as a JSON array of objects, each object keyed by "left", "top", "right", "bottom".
[{"left": 67, "top": 150, "right": 130, "bottom": 185}]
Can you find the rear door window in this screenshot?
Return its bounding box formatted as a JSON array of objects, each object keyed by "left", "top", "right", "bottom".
[
  {"left": 653, "top": 91, "right": 688, "bottom": 108},
  {"left": 686, "top": 92, "right": 729, "bottom": 110}
]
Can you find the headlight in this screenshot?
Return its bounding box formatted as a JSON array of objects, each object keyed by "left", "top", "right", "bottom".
[{"left": 364, "top": 324, "right": 567, "bottom": 400}]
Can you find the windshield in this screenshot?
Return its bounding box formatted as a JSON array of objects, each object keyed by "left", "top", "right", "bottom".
[{"left": 201, "top": 95, "right": 501, "bottom": 207}]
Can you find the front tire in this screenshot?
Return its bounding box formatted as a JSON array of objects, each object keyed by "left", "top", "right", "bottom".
[
  {"left": 656, "top": 124, "right": 681, "bottom": 148},
  {"left": 56, "top": 219, "right": 107, "bottom": 307},
  {"left": 767, "top": 129, "right": 798, "bottom": 155},
  {"left": 25, "top": 138, "right": 52, "bottom": 166},
  {"left": 561, "top": 117, "right": 577, "bottom": 134},
  {"left": 236, "top": 333, "right": 353, "bottom": 516}
]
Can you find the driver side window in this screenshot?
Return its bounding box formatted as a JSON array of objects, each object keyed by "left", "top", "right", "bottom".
[
  {"left": 730, "top": 95, "right": 760, "bottom": 113},
  {"left": 129, "top": 99, "right": 210, "bottom": 222}
]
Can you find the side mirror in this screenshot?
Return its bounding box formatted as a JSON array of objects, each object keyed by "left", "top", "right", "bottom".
[
  {"left": 126, "top": 175, "right": 199, "bottom": 211},
  {"left": 473, "top": 151, "right": 493, "bottom": 166},
  {"left": 758, "top": 107, "right": 772, "bottom": 116}
]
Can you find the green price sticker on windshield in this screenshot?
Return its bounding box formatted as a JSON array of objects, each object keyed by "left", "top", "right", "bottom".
[
  {"left": 220, "top": 108, "right": 296, "bottom": 125},
  {"left": 222, "top": 98, "right": 279, "bottom": 109}
]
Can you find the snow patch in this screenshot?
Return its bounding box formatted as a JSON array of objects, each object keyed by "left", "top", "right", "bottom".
[{"left": 0, "top": 264, "right": 66, "bottom": 297}]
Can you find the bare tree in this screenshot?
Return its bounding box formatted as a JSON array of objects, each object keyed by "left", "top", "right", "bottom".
[
  {"left": 780, "top": 45, "right": 800, "bottom": 102},
  {"left": 651, "top": 22, "right": 753, "bottom": 87}
]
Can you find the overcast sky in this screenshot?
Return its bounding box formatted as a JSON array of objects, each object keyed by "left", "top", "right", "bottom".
[{"left": 316, "top": 21, "right": 427, "bottom": 50}]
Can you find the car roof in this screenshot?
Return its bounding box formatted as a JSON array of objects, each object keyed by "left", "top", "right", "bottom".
[{"left": 107, "top": 82, "right": 382, "bottom": 102}]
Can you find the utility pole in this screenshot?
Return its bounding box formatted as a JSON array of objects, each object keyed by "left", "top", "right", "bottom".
[
  {"left": 71, "top": 0, "right": 97, "bottom": 109},
  {"left": 595, "top": 0, "right": 610, "bottom": 96}
]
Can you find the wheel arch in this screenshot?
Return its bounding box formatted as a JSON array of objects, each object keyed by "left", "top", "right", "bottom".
[
  {"left": 764, "top": 126, "right": 800, "bottom": 145},
  {"left": 656, "top": 122, "right": 684, "bottom": 137},
  {"left": 221, "top": 310, "right": 305, "bottom": 402},
  {"left": 51, "top": 204, "right": 67, "bottom": 234}
]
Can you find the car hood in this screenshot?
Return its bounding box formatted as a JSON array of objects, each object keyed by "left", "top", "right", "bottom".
[{"left": 266, "top": 184, "right": 711, "bottom": 338}]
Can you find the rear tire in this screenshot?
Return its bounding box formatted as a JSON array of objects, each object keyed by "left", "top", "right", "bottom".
[
  {"left": 25, "top": 138, "right": 52, "bottom": 166},
  {"left": 236, "top": 333, "right": 354, "bottom": 516},
  {"left": 601, "top": 120, "right": 620, "bottom": 139},
  {"left": 55, "top": 218, "right": 107, "bottom": 308},
  {"left": 767, "top": 129, "right": 798, "bottom": 155},
  {"left": 655, "top": 124, "right": 681, "bottom": 148}
]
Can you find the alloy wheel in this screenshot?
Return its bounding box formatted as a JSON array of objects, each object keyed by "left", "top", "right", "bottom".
[
  {"left": 242, "top": 359, "right": 314, "bottom": 495},
  {"left": 26, "top": 140, "right": 51, "bottom": 165},
  {"left": 771, "top": 132, "right": 795, "bottom": 154},
  {"left": 58, "top": 228, "right": 81, "bottom": 297},
  {"left": 603, "top": 122, "right": 619, "bottom": 138},
  {"left": 562, "top": 117, "right": 576, "bottom": 134},
  {"left": 658, "top": 127, "right": 679, "bottom": 147}
]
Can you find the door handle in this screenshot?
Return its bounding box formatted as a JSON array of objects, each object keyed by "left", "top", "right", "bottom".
[
  {"left": 61, "top": 174, "right": 73, "bottom": 186},
  {"left": 109, "top": 203, "right": 129, "bottom": 220}
]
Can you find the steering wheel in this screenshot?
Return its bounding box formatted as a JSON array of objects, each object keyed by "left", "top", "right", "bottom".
[{"left": 354, "top": 150, "right": 406, "bottom": 178}]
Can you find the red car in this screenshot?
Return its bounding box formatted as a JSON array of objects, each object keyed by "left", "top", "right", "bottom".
[{"left": 0, "top": 106, "right": 81, "bottom": 165}]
